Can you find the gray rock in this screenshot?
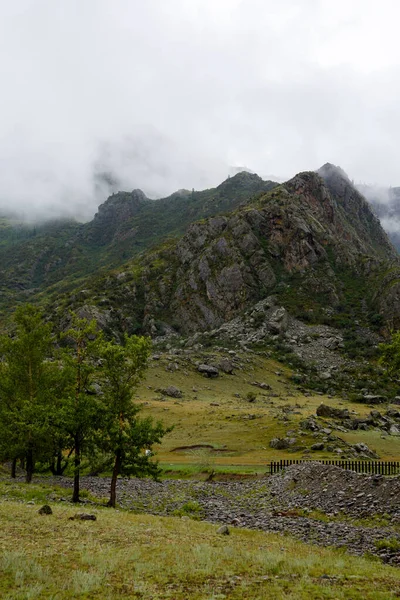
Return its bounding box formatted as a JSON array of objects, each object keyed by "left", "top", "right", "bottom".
[
  {"left": 217, "top": 525, "right": 230, "bottom": 535},
  {"left": 161, "top": 386, "right": 183, "bottom": 398},
  {"left": 323, "top": 337, "right": 343, "bottom": 350},
  {"left": 353, "top": 443, "right": 379, "bottom": 459},
  {"left": 389, "top": 424, "right": 400, "bottom": 436},
  {"left": 311, "top": 443, "right": 325, "bottom": 451},
  {"left": 267, "top": 307, "right": 288, "bottom": 334},
  {"left": 386, "top": 408, "right": 400, "bottom": 418},
  {"left": 319, "top": 371, "right": 332, "bottom": 380},
  {"left": 316, "top": 404, "right": 349, "bottom": 419},
  {"left": 197, "top": 364, "right": 219, "bottom": 377},
  {"left": 270, "top": 438, "right": 291, "bottom": 449},
  {"left": 218, "top": 359, "right": 234, "bottom": 374}
]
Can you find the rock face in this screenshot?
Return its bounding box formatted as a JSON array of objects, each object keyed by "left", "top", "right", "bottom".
[
  {"left": 85, "top": 189, "right": 149, "bottom": 246},
  {"left": 61, "top": 164, "right": 400, "bottom": 338}
]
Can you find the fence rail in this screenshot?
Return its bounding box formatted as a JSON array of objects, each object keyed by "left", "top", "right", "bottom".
[{"left": 269, "top": 459, "right": 400, "bottom": 476}]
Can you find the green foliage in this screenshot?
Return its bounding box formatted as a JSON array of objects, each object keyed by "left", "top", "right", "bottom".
[
  {"left": 0, "top": 309, "right": 170, "bottom": 503},
  {"left": 96, "top": 335, "right": 171, "bottom": 506},
  {"left": 379, "top": 331, "right": 400, "bottom": 376},
  {"left": 374, "top": 537, "right": 400, "bottom": 552},
  {"left": 0, "top": 305, "right": 62, "bottom": 481},
  {"left": 59, "top": 315, "right": 104, "bottom": 502},
  {"left": 172, "top": 500, "right": 203, "bottom": 519}
]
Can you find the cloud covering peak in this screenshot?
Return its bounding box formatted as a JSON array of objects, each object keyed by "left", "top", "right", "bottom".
[{"left": 1, "top": 0, "right": 400, "bottom": 220}]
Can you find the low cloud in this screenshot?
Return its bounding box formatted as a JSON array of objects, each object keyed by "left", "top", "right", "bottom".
[{"left": 1, "top": 1, "right": 400, "bottom": 221}]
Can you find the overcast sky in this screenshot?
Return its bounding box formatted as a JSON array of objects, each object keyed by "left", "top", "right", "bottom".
[{"left": 1, "top": 0, "right": 400, "bottom": 220}]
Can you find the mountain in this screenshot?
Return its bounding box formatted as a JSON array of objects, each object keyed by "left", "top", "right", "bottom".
[
  {"left": 0, "top": 172, "right": 276, "bottom": 318},
  {"left": 49, "top": 163, "right": 400, "bottom": 339}
]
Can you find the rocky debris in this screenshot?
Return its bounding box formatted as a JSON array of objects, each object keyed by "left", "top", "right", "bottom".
[
  {"left": 166, "top": 362, "right": 179, "bottom": 372},
  {"left": 38, "top": 505, "right": 52, "bottom": 515},
  {"left": 352, "top": 443, "right": 379, "bottom": 458},
  {"left": 316, "top": 404, "right": 349, "bottom": 419},
  {"left": 35, "top": 466, "right": 400, "bottom": 565},
  {"left": 267, "top": 307, "right": 288, "bottom": 334},
  {"left": 159, "top": 386, "right": 183, "bottom": 398},
  {"left": 300, "top": 418, "right": 319, "bottom": 431},
  {"left": 197, "top": 364, "right": 219, "bottom": 377},
  {"left": 68, "top": 513, "right": 97, "bottom": 521},
  {"left": 323, "top": 337, "right": 344, "bottom": 350}
]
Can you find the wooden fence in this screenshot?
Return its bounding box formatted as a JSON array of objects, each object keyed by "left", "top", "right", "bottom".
[{"left": 269, "top": 459, "right": 400, "bottom": 476}]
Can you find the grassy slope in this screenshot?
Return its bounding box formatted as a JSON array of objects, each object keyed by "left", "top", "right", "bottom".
[
  {"left": 1, "top": 494, "right": 399, "bottom": 599},
  {"left": 134, "top": 350, "right": 400, "bottom": 473}
]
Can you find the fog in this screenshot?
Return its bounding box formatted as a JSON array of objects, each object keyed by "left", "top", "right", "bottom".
[{"left": 1, "top": 0, "right": 400, "bottom": 221}]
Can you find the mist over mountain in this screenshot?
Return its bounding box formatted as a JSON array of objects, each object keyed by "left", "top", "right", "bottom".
[
  {"left": 357, "top": 184, "right": 400, "bottom": 251},
  {"left": 2, "top": 2, "right": 400, "bottom": 221}
]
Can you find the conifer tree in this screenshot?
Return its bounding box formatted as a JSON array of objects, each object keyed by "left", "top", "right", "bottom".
[
  {"left": 0, "top": 305, "right": 59, "bottom": 482},
  {"left": 97, "top": 335, "right": 170, "bottom": 507}
]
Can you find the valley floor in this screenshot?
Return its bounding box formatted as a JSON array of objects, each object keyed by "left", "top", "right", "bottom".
[{"left": 1, "top": 486, "right": 400, "bottom": 600}]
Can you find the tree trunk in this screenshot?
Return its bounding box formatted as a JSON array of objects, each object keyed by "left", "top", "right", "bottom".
[
  {"left": 25, "top": 448, "right": 34, "bottom": 483},
  {"left": 55, "top": 450, "right": 67, "bottom": 475},
  {"left": 11, "top": 457, "right": 17, "bottom": 478},
  {"left": 108, "top": 450, "right": 121, "bottom": 508},
  {"left": 72, "top": 436, "right": 81, "bottom": 503}
]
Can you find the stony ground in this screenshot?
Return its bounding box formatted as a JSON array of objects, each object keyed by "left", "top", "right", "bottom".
[{"left": 34, "top": 462, "right": 400, "bottom": 566}]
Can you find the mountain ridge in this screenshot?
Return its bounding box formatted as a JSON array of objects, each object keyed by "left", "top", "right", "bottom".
[{"left": 47, "top": 166, "right": 400, "bottom": 342}]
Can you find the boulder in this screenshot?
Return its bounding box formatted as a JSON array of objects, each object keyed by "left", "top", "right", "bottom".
[
  {"left": 370, "top": 410, "right": 381, "bottom": 419},
  {"left": 311, "top": 443, "right": 324, "bottom": 451},
  {"left": 161, "top": 386, "right": 183, "bottom": 398},
  {"left": 316, "top": 404, "right": 349, "bottom": 419},
  {"left": 300, "top": 418, "right": 319, "bottom": 431},
  {"left": 323, "top": 337, "right": 343, "bottom": 350},
  {"left": 269, "top": 437, "right": 295, "bottom": 449},
  {"left": 197, "top": 364, "right": 219, "bottom": 377},
  {"left": 352, "top": 442, "right": 379, "bottom": 459},
  {"left": 266, "top": 307, "right": 288, "bottom": 334},
  {"left": 217, "top": 525, "right": 230, "bottom": 535},
  {"left": 386, "top": 408, "right": 400, "bottom": 418},
  {"left": 319, "top": 371, "right": 332, "bottom": 380},
  {"left": 218, "top": 359, "right": 234, "bottom": 374}
]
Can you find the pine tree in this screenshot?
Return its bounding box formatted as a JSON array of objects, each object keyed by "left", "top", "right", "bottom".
[
  {"left": 0, "top": 305, "right": 59, "bottom": 482},
  {"left": 60, "top": 315, "right": 102, "bottom": 502},
  {"left": 96, "top": 335, "right": 171, "bottom": 507}
]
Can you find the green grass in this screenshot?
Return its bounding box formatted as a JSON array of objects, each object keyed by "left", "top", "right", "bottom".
[
  {"left": 133, "top": 349, "right": 399, "bottom": 470},
  {"left": 1, "top": 497, "right": 400, "bottom": 599}
]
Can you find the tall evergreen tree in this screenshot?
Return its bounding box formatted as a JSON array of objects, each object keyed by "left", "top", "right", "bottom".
[
  {"left": 97, "top": 335, "right": 171, "bottom": 507},
  {"left": 60, "top": 315, "right": 102, "bottom": 502},
  {"left": 0, "top": 305, "right": 59, "bottom": 482}
]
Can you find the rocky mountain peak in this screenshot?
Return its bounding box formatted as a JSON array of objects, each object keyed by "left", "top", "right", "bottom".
[
  {"left": 216, "top": 171, "right": 264, "bottom": 196},
  {"left": 317, "top": 162, "right": 351, "bottom": 184},
  {"left": 85, "top": 189, "right": 149, "bottom": 245}
]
